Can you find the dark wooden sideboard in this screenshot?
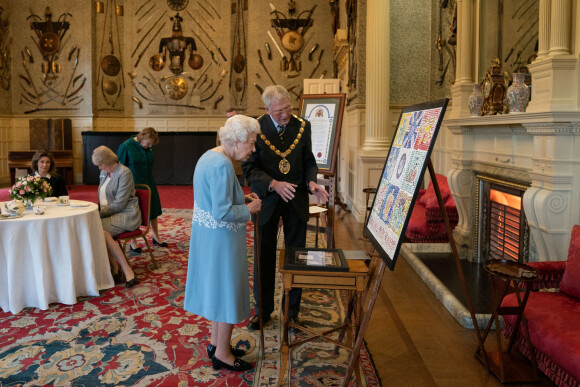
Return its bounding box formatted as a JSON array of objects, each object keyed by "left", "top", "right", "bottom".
[{"left": 82, "top": 131, "right": 217, "bottom": 185}]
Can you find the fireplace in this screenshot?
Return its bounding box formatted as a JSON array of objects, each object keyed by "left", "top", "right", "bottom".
[{"left": 476, "top": 175, "right": 530, "bottom": 263}]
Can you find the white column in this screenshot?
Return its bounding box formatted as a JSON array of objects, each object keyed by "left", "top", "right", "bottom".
[
  {"left": 449, "top": 0, "right": 475, "bottom": 118},
  {"left": 527, "top": 0, "right": 577, "bottom": 112},
  {"left": 362, "top": 0, "right": 390, "bottom": 151},
  {"left": 549, "top": 0, "right": 571, "bottom": 55},
  {"left": 457, "top": 0, "right": 473, "bottom": 84},
  {"left": 537, "top": 0, "right": 551, "bottom": 58}
]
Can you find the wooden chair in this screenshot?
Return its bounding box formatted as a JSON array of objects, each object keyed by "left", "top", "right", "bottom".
[
  {"left": 308, "top": 204, "right": 328, "bottom": 247},
  {"left": 113, "top": 184, "right": 158, "bottom": 269},
  {"left": 308, "top": 175, "right": 336, "bottom": 248}
]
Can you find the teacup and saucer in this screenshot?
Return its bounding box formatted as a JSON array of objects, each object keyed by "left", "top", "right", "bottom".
[{"left": 33, "top": 205, "right": 46, "bottom": 215}]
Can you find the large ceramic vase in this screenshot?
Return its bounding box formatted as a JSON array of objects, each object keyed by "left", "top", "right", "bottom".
[
  {"left": 506, "top": 73, "right": 530, "bottom": 113},
  {"left": 469, "top": 84, "right": 484, "bottom": 116}
]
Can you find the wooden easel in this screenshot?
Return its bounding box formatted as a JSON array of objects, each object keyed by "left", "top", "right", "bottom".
[{"left": 336, "top": 159, "right": 487, "bottom": 385}]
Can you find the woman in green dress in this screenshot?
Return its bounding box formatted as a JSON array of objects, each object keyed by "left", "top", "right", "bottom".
[{"left": 117, "top": 127, "right": 168, "bottom": 251}]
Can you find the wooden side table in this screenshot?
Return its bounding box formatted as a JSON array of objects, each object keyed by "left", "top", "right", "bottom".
[
  {"left": 476, "top": 260, "right": 539, "bottom": 383},
  {"left": 278, "top": 258, "right": 369, "bottom": 386}
]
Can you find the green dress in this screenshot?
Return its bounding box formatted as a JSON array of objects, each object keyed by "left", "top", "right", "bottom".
[{"left": 117, "top": 136, "right": 162, "bottom": 219}]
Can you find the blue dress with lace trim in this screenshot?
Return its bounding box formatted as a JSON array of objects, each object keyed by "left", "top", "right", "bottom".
[{"left": 183, "top": 150, "right": 251, "bottom": 324}]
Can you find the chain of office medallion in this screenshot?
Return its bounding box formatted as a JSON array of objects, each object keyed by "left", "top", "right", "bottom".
[{"left": 258, "top": 114, "right": 306, "bottom": 158}]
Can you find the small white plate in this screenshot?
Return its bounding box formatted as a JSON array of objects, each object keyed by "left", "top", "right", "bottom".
[
  {"left": 44, "top": 197, "right": 58, "bottom": 202},
  {"left": 70, "top": 201, "right": 90, "bottom": 208},
  {"left": 0, "top": 213, "right": 24, "bottom": 219}
]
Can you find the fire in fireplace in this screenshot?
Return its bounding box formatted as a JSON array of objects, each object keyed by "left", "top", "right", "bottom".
[{"left": 476, "top": 175, "right": 530, "bottom": 263}]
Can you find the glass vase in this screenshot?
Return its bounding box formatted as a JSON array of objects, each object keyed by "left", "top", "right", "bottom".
[
  {"left": 469, "top": 84, "right": 484, "bottom": 117},
  {"left": 506, "top": 73, "right": 530, "bottom": 113}
]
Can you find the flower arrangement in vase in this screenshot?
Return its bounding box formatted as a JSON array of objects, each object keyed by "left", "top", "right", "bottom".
[{"left": 9, "top": 175, "right": 53, "bottom": 206}]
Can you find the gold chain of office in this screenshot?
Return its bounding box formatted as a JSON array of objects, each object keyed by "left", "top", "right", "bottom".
[{"left": 258, "top": 114, "right": 306, "bottom": 174}]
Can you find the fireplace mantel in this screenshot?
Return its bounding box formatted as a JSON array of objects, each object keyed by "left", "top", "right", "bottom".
[
  {"left": 446, "top": 111, "right": 580, "bottom": 130},
  {"left": 442, "top": 112, "right": 580, "bottom": 263}
]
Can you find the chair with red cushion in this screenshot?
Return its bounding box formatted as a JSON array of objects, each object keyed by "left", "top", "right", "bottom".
[
  {"left": 501, "top": 225, "right": 580, "bottom": 385},
  {"left": 113, "top": 184, "right": 158, "bottom": 269},
  {"left": 405, "top": 174, "right": 458, "bottom": 243}
]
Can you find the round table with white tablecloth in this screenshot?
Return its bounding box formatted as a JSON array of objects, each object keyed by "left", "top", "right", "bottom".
[{"left": 0, "top": 200, "right": 114, "bottom": 314}]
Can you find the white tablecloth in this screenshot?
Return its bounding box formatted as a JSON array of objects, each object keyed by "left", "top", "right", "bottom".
[{"left": 0, "top": 200, "right": 114, "bottom": 314}]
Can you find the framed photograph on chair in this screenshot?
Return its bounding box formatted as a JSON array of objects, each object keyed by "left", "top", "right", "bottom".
[{"left": 298, "top": 93, "right": 345, "bottom": 176}]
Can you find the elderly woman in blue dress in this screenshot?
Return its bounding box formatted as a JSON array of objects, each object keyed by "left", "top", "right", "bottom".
[
  {"left": 184, "top": 115, "right": 261, "bottom": 372},
  {"left": 92, "top": 146, "right": 140, "bottom": 288}
]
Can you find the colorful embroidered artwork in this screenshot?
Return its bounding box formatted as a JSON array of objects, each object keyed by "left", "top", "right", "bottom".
[
  {"left": 379, "top": 184, "right": 399, "bottom": 225},
  {"left": 384, "top": 147, "right": 400, "bottom": 181},
  {"left": 414, "top": 109, "right": 440, "bottom": 151},
  {"left": 389, "top": 191, "right": 412, "bottom": 236},
  {"left": 393, "top": 115, "right": 409, "bottom": 147},
  {"left": 364, "top": 99, "right": 448, "bottom": 269},
  {"left": 401, "top": 111, "right": 423, "bottom": 149},
  {"left": 396, "top": 153, "right": 407, "bottom": 179},
  {"left": 402, "top": 152, "right": 426, "bottom": 193}
]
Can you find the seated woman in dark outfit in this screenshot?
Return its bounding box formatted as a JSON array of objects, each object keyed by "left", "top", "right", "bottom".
[{"left": 31, "top": 150, "right": 68, "bottom": 198}]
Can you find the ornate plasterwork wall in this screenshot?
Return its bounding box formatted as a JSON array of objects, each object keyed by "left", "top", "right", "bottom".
[{"left": 0, "top": 0, "right": 338, "bottom": 185}]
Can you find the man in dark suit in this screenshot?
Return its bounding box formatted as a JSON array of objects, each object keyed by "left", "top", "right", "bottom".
[{"left": 243, "top": 85, "right": 329, "bottom": 330}]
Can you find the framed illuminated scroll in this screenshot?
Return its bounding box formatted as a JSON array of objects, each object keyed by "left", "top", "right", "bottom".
[
  {"left": 298, "top": 93, "right": 345, "bottom": 176},
  {"left": 364, "top": 99, "right": 449, "bottom": 270}
]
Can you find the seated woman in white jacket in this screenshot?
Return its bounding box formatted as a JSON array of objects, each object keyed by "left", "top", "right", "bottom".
[{"left": 92, "top": 145, "right": 141, "bottom": 288}]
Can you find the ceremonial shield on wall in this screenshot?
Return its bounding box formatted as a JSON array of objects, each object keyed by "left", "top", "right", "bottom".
[{"left": 364, "top": 99, "right": 449, "bottom": 270}]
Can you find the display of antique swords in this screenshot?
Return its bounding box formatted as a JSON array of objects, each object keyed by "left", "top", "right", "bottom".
[
  {"left": 133, "top": 11, "right": 167, "bottom": 56},
  {"left": 190, "top": 29, "right": 218, "bottom": 65},
  {"left": 135, "top": 22, "right": 166, "bottom": 67},
  {"left": 186, "top": 11, "right": 226, "bottom": 62},
  {"left": 11, "top": 2, "right": 335, "bottom": 114},
  {"left": 191, "top": 63, "right": 213, "bottom": 96},
  {"left": 200, "top": 78, "right": 222, "bottom": 102},
  {"left": 308, "top": 49, "right": 324, "bottom": 78},
  {"left": 257, "top": 49, "right": 275, "bottom": 84},
  {"left": 201, "top": 0, "right": 220, "bottom": 19},
  {"left": 135, "top": 0, "right": 153, "bottom": 16},
  {"left": 197, "top": 2, "right": 214, "bottom": 20}
]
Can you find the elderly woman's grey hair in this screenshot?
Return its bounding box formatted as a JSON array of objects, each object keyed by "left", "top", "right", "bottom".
[
  {"left": 92, "top": 145, "right": 119, "bottom": 166},
  {"left": 219, "top": 114, "right": 260, "bottom": 147},
  {"left": 262, "top": 85, "right": 291, "bottom": 108}
]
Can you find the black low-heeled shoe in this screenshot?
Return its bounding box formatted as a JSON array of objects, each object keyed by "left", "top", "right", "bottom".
[
  {"left": 113, "top": 271, "right": 125, "bottom": 284},
  {"left": 207, "top": 344, "right": 246, "bottom": 359},
  {"left": 152, "top": 238, "right": 169, "bottom": 247},
  {"left": 129, "top": 246, "right": 142, "bottom": 254},
  {"left": 125, "top": 277, "right": 139, "bottom": 288},
  {"left": 211, "top": 356, "right": 253, "bottom": 372},
  {"left": 248, "top": 314, "right": 270, "bottom": 330}
]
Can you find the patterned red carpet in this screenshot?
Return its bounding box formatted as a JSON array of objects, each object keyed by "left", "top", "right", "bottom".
[{"left": 0, "top": 191, "right": 380, "bottom": 386}]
